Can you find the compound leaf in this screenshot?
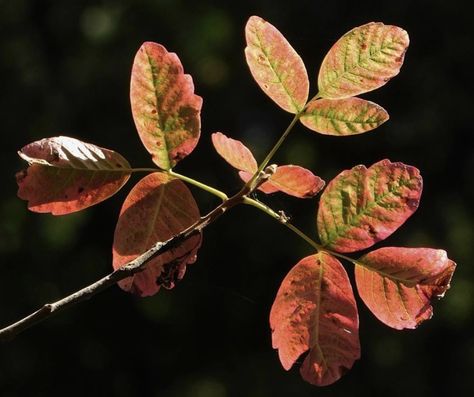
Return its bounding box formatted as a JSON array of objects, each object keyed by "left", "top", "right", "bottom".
[
  {"left": 355, "top": 247, "right": 456, "bottom": 329},
  {"left": 270, "top": 252, "right": 360, "bottom": 386},
  {"left": 318, "top": 22, "right": 409, "bottom": 99},
  {"left": 211, "top": 132, "right": 257, "bottom": 173},
  {"left": 16, "top": 136, "right": 131, "bottom": 215},
  {"left": 113, "top": 172, "right": 201, "bottom": 297},
  {"left": 300, "top": 97, "right": 389, "bottom": 135},
  {"left": 317, "top": 159, "right": 422, "bottom": 253},
  {"left": 245, "top": 15, "right": 309, "bottom": 113},
  {"left": 130, "top": 42, "right": 202, "bottom": 170}
]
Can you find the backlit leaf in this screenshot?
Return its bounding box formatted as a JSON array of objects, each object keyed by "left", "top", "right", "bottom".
[
  {"left": 270, "top": 252, "right": 360, "bottom": 386},
  {"left": 239, "top": 165, "right": 324, "bottom": 198},
  {"left": 130, "top": 42, "right": 202, "bottom": 170},
  {"left": 211, "top": 132, "right": 257, "bottom": 173},
  {"left": 318, "top": 22, "right": 409, "bottom": 99},
  {"left": 245, "top": 15, "right": 309, "bottom": 113},
  {"left": 300, "top": 97, "right": 389, "bottom": 135},
  {"left": 16, "top": 136, "right": 131, "bottom": 215},
  {"left": 262, "top": 165, "right": 325, "bottom": 198},
  {"left": 355, "top": 247, "right": 456, "bottom": 329},
  {"left": 317, "top": 159, "right": 422, "bottom": 253},
  {"left": 112, "top": 172, "right": 201, "bottom": 297}
]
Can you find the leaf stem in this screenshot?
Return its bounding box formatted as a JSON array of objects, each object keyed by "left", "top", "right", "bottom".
[
  {"left": 167, "top": 170, "right": 228, "bottom": 201},
  {"left": 243, "top": 196, "right": 360, "bottom": 266},
  {"left": 256, "top": 112, "right": 302, "bottom": 175}
]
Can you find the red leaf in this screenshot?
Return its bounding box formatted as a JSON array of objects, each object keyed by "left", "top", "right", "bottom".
[
  {"left": 318, "top": 22, "right": 409, "bottom": 99},
  {"left": 317, "top": 159, "right": 422, "bottom": 253},
  {"left": 262, "top": 165, "right": 325, "bottom": 198},
  {"left": 211, "top": 132, "right": 257, "bottom": 173},
  {"left": 270, "top": 252, "right": 360, "bottom": 386},
  {"left": 112, "top": 172, "right": 201, "bottom": 297},
  {"left": 245, "top": 16, "right": 309, "bottom": 113},
  {"left": 130, "top": 42, "right": 202, "bottom": 170},
  {"left": 16, "top": 136, "right": 131, "bottom": 215},
  {"left": 300, "top": 97, "right": 389, "bottom": 136},
  {"left": 355, "top": 247, "right": 456, "bottom": 329}
]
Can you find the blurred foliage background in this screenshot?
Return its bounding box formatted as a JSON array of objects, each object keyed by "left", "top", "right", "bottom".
[{"left": 0, "top": 0, "right": 472, "bottom": 396}]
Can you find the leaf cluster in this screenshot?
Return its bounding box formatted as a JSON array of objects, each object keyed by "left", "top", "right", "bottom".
[{"left": 12, "top": 15, "right": 455, "bottom": 387}]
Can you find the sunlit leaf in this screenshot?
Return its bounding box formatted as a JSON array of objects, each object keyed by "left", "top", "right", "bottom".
[
  {"left": 318, "top": 22, "right": 409, "bottom": 99},
  {"left": 300, "top": 97, "right": 389, "bottom": 135},
  {"left": 355, "top": 247, "right": 456, "bottom": 329},
  {"left": 130, "top": 42, "right": 202, "bottom": 170},
  {"left": 262, "top": 165, "right": 324, "bottom": 198},
  {"left": 270, "top": 252, "right": 360, "bottom": 386},
  {"left": 211, "top": 132, "right": 257, "bottom": 173},
  {"left": 245, "top": 15, "right": 309, "bottom": 113},
  {"left": 16, "top": 136, "right": 131, "bottom": 215},
  {"left": 112, "top": 172, "right": 201, "bottom": 297},
  {"left": 317, "top": 159, "right": 422, "bottom": 253}
]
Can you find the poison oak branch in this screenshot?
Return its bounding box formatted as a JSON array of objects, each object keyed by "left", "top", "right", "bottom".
[{"left": 0, "top": 168, "right": 276, "bottom": 342}]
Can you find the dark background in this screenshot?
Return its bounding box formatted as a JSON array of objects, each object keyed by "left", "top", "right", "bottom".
[{"left": 0, "top": 0, "right": 472, "bottom": 396}]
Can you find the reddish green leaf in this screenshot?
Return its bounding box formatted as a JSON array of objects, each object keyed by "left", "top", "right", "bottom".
[
  {"left": 211, "top": 132, "right": 257, "bottom": 173},
  {"left": 270, "top": 252, "right": 360, "bottom": 386},
  {"left": 239, "top": 165, "right": 324, "bottom": 198},
  {"left": 263, "top": 165, "right": 325, "bottom": 198},
  {"left": 318, "top": 22, "right": 409, "bottom": 99},
  {"left": 317, "top": 159, "right": 422, "bottom": 253},
  {"left": 112, "top": 172, "right": 201, "bottom": 297},
  {"left": 245, "top": 16, "right": 309, "bottom": 113},
  {"left": 300, "top": 97, "right": 389, "bottom": 136},
  {"left": 355, "top": 247, "right": 456, "bottom": 329},
  {"left": 130, "top": 42, "right": 202, "bottom": 170},
  {"left": 16, "top": 136, "right": 131, "bottom": 215}
]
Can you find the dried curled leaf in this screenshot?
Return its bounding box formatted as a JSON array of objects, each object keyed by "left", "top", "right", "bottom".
[
  {"left": 317, "top": 159, "right": 422, "bottom": 253},
  {"left": 300, "top": 97, "right": 389, "bottom": 135},
  {"left": 130, "top": 42, "right": 202, "bottom": 170},
  {"left": 270, "top": 252, "right": 360, "bottom": 386},
  {"left": 112, "top": 172, "right": 201, "bottom": 297},
  {"left": 245, "top": 15, "right": 309, "bottom": 113},
  {"left": 355, "top": 247, "right": 456, "bottom": 329},
  {"left": 318, "top": 22, "right": 409, "bottom": 99},
  {"left": 16, "top": 136, "right": 131, "bottom": 215}
]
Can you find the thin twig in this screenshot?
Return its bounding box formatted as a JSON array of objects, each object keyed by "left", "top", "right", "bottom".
[{"left": 0, "top": 175, "right": 259, "bottom": 341}]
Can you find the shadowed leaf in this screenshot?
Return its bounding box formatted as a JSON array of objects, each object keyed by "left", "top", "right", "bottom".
[
  {"left": 270, "top": 252, "right": 360, "bottom": 386},
  {"left": 113, "top": 172, "right": 201, "bottom": 297},
  {"left": 317, "top": 159, "right": 422, "bottom": 253},
  {"left": 318, "top": 22, "right": 409, "bottom": 99},
  {"left": 355, "top": 247, "right": 456, "bottom": 329},
  {"left": 16, "top": 136, "right": 131, "bottom": 215},
  {"left": 300, "top": 97, "right": 389, "bottom": 135},
  {"left": 211, "top": 132, "right": 257, "bottom": 173},
  {"left": 130, "top": 42, "right": 202, "bottom": 170},
  {"left": 245, "top": 15, "right": 309, "bottom": 113}
]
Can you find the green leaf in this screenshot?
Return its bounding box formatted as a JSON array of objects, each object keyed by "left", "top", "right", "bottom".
[
  {"left": 300, "top": 97, "right": 389, "bottom": 135},
  {"left": 318, "top": 22, "right": 409, "bottom": 99},
  {"left": 317, "top": 159, "right": 422, "bottom": 253},
  {"left": 130, "top": 42, "right": 203, "bottom": 170},
  {"left": 245, "top": 15, "right": 309, "bottom": 113},
  {"left": 17, "top": 136, "right": 131, "bottom": 215}
]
